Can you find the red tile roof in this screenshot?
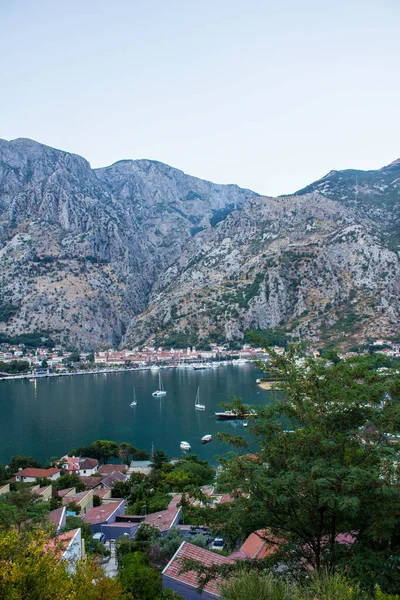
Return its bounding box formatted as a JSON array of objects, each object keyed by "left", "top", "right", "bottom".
[
  {"left": 95, "top": 488, "right": 112, "bottom": 499},
  {"left": 98, "top": 464, "right": 126, "bottom": 475},
  {"left": 61, "top": 490, "right": 92, "bottom": 506},
  {"left": 83, "top": 500, "right": 124, "bottom": 525},
  {"left": 32, "top": 485, "right": 51, "bottom": 496},
  {"left": 78, "top": 476, "right": 103, "bottom": 489},
  {"left": 57, "top": 487, "right": 76, "bottom": 498},
  {"left": 239, "top": 530, "right": 277, "bottom": 560},
  {"left": 47, "top": 507, "right": 66, "bottom": 530},
  {"left": 15, "top": 467, "right": 60, "bottom": 478},
  {"left": 163, "top": 541, "right": 233, "bottom": 597},
  {"left": 144, "top": 494, "right": 181, "bottom": 531}
]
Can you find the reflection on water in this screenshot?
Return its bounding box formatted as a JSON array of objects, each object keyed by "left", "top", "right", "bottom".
[{"left": 0, "top": 364, "right": 274, "bottom": 465}]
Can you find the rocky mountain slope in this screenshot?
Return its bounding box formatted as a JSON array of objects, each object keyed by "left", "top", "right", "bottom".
[
  {"left": 126, "top": 162, "right": 400, "bottom": 350},
  {"left": 0, "top": 138, "right": 399, "bottom": 350},
  {"left": 0, "top": 138, "right": 254, "bottom": 348}
]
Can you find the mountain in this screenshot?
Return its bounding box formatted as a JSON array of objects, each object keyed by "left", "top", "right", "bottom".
[
  {"left": 0, "top": 138, "right": 254, "bottom": 348},
  {"left": 0, "top": 138, "right": 399, "bottom": 350},
  {"left": 125, "top": 163, "right": 400, "bottom": 350}
]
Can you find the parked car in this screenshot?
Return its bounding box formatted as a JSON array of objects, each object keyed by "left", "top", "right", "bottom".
[
  {"left": 211, "top": 537, "right": 225, "bottom": 551},
  {"left": 92, "top": 532, "right": 106, "bottom": 544}
]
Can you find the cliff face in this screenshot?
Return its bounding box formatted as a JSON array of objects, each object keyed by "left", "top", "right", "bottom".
[
  {"left": 0, "top": 138, "right": 253, "bottom": 348},
  {"left": 0, "top": 138, "right": 399, "bottom": 350},
  {"left": 128, "top": 190, "right": 399, "bottom": 349}
]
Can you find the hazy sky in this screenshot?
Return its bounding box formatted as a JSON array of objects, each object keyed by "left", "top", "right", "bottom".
[{"left": 1, "top": 0, "right": 399, "bottom": 196}]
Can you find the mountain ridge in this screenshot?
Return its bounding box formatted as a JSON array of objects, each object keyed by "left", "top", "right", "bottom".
[{"left": 0, "top": 137, "right": 399, "bottom": 350}]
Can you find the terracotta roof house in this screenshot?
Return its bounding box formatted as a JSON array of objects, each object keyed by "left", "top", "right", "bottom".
[
  {"left": 57, "top": 487, "right": 76, "bottom": 498},
  {"left": 14, "top": 467, "right": 61, "bottom": 483},
  {"left": 61, "top": 456, "right": 99, "bottom": 476},
  {"left": 94, "top": 488, "right": 112, "bottom": 500},
  {"left": 47, "top": 506, "right": 67, "bottom": 532},
  {"left": 32, "top": 485, "right": 52, "bottom": 502},
  {"left": 83, "top": 499, "right": 125, "bottom": 538},
  {"left": 98, "top": 464, "right": 127, "bottom": 475},
  {"left": 62, "top": 489, "right": 94, "bottom": 514},
  {"left": 78, "top": 475, "right": 103, "bottom": 490},
  {"left": 230, "top": 529, "right": 278, "bottom": 560},
  {"left": 144, "top": 494, "right": 182, "bottom": 534},
  {"left": 100, "top": 471, "right": 127, "bottom": 489},
  {"left": 162, "top": 541, "right": 234, "bottom": 599},
  {"left": 45, "top": 528, "right": 84, "bottom": 573}
]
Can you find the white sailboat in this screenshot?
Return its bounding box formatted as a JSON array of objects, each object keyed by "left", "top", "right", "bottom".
[
  {"left": 195, "top": 386, "right": 205, "bottom": 410},
  {"left": 152, "top": 372, "right": 167, "bottom": 397},
  {"left": 130, "top": 386, "right": 137, "bottom": 406}
]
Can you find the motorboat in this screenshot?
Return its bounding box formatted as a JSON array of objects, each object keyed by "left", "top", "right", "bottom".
[
  {"left": 152, "top": 372, "right": 167, "bottom": 397},
  {"left": 215, "top": 410, "right": 257, "bottom": 420},
  {"left": 180, "top": 441, "right": 191, "bottom": 451},
  {"left": 201, "top": 434, "right": 212, "bottom": 444},
  {"left": 130, "top": 386, "right": 137, "bottom": 406},
  {"left": 195, "top": 386, "right": 205, "bottom": 410},
  {"left": 243, "top": 421, "right": 248, "bottom": 427}
]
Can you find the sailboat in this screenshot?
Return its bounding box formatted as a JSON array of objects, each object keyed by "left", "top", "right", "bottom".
[
  {"left": 152, "top": 372, "right": 167, "bottom": 397},
  {"left": 195, "top": 386, "right": 205, "bottom": 410},
  {"left": 130, "top": 387, "right": 137, "bottom": 406}
]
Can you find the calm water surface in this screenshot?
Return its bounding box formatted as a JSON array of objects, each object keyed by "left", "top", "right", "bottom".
[{"left": 0, "top": 364, "right": 271, "bottom": 465}]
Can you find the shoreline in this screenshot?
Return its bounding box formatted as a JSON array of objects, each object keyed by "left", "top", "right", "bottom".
[{"left": 0, "top": 360, "right": 258, "bottom": 382}]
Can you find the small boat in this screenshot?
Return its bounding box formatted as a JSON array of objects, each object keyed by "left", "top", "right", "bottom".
[
  {"left": 152, "top": 372, "right": 167, "bottom": 397},
  {"left": 180, "top": 441, "right": 191, "bottom": 451},
  {"left": 215, "top": 410, "right": 257, "bottom": 420},
  {"left": 201, "top": 434, "right": 212, "bottom": 444},
  {"left": 150, "top": 365, "right": 160, "bottom": 371},
  {"left": 195, "top": 386, "right": 205, "bottom": 411},
  {"left": 243, "top": 421, "right": 248, "bottom": 427},
  {"left": 28, "top": 378, "right": 36, "bottom": 382},
  {"left": 130, "top": 386, "right": 137, "bottom": 406}
]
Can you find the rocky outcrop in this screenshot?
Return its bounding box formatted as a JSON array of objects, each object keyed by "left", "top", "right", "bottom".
[
  {"left": 0, "top": 138, "right": 254, "bottom": 348},
  {"left": 1, "top": 137, "right": 399, "bottom": 350}
]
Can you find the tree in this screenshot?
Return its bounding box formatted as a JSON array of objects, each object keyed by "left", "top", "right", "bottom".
[
  {"left": 216, "top": 348, "right": 400, "bottom": 592},
  {"left": 92, "top": 440, "right": 119, "bottom": 464},
  {"left": 0, "top": 525, "right": 123, "bottom": 599},
  {"left": 9, "top": 455, "right": 42, "bottom": 473},
  {"left": 53, "top": 473, "right": 85, "bottom": 492},
  {"left": 0, "top": 488, "right": 49, "bottom": 532},
  {"left": 63, "top": 515, "right": 93, "bottom": 543},
  {"left": 151, "top": 449, "right": 169, "bottom": 471},
  {"left": 119, "top": 551, "right": 162, "bottom": 600}
]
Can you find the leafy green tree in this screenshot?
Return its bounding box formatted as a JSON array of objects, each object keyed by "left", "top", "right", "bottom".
[
  {"left": 118, "top": 442, "right": 136, "bottom": 465},
  {"left": 63, "top": 515, "right": 93, "bottom": 543},
  {"left": 119, "top": 551, "right": 162, "bottom": 600},
  {"left": 0, "top": 488, "right": 49, "bottom": 532},
  {"left": 135, "top": 523, "right": 162, "bottom": 543},
  {"left": 92, "top": 440, "right": 119, "bottom": 464},
  {"left": 0, "top": 525, "right": 123, "bottom": 599},
  {"left": 53, "top": 473, "right": 85, "bottom": 492},
  {"left": 68, "top": 444, "right": 103, "bottom": 461},
  {"left": 216, "top": 347, "right": 400, "bottom": 592},
  {"left": 93, "top": 494, "right": 102, "bottom": 507},
  {"left": 151, "top": 449, "right": 169, "bottom": 471},
  {"left": 9, "top": 455, "right": 42, "bottom": 473}
]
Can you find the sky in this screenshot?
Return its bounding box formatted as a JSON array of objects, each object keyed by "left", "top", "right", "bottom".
[{"left": 1, "top": 0, "right": 399, "bottom": 196}]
